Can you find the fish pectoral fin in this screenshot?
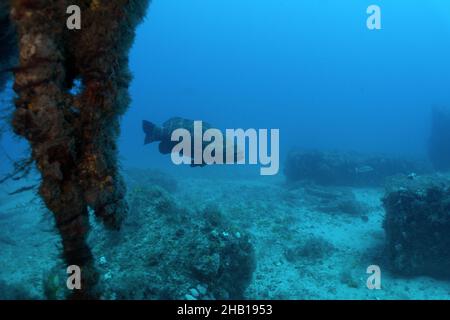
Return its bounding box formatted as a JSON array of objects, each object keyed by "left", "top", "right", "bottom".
[{"left": 158, "top": 142, "right": 172, "bottom": 154}]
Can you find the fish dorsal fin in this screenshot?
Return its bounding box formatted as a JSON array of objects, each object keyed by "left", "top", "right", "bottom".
[
  {"left": 163, "top": 117, "right": 186, "bottom": 127},
  {"left": 162, "top": 117, "right": 214, "bottom": 137}
]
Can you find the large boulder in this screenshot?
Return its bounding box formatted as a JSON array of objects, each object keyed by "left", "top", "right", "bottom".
[
  {"left": 429, "top": 106, "right": 450, "bottom": 172},
  {"left": 284, "top": 150, "right": 429, "bottom": 187},
  {"left": 383, "top": 174, "right": 450, "bottom": 278}
]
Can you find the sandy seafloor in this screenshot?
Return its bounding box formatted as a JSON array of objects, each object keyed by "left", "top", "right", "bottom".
[{"left": 0, "top": 168, "right": 450, "bottom": 300}]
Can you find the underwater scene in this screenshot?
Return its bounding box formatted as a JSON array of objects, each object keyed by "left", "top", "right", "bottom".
[{"left": 1, "top": 0, "right": 450, "bottom": 301}]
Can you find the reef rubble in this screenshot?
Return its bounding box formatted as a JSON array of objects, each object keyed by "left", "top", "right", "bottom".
[{"left": 92, "top": 185, "right": 256, "bottom": 300}]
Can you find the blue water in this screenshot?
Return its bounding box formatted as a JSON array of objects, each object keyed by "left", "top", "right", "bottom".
[
  {"left": 1, "top": 0, "right": 450, "bottom": 300},
  {"left": 119, "top": 0, "right": 450, "bottom": 172}
]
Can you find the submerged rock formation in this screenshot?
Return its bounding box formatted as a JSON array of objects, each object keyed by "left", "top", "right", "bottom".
[
  {"left": 429, "top": 106, "right": 450, "bottom": 172},
  {"left": 284, "top": 150, "right": 430, "bottom": 187},
  {"left": 8, "top": 0, "right": 150, "bottom": 298},
  {"left": 383, "top": 174, "right": 450, "bottom": 278}
]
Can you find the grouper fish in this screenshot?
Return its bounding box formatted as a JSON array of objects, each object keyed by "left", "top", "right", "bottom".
[{"left": 143, "top": 117, "right": 241, "bottom": 167}]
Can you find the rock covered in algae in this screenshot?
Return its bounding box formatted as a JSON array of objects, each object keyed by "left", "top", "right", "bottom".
[
  {"left": 383, "top": 174, "right": 450, "bottom": 278},
  {"left": 284, "top": 150, "right": 430, "bottom": 187}
]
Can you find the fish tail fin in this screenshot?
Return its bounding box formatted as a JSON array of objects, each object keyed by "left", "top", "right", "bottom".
[{"left": 143, "top": 120, "right": 162, "bottom": 144}]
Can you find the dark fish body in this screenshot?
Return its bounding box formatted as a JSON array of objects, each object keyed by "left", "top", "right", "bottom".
[{"left": 143, "top": 117, "right": 215, "bottom": 166}]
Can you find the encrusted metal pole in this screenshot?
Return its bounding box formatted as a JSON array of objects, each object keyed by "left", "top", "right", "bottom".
[{"left": 9, "top": 0, "right": 150, "bottom": 299}]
